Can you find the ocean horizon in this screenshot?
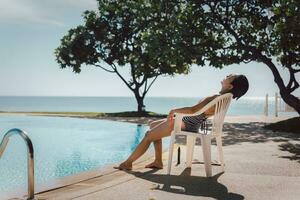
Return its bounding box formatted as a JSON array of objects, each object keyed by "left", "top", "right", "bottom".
[{"left": 0, "top": 95, "right": 289, "bottom": 116}]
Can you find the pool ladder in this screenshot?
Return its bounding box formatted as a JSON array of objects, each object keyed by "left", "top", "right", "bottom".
[{"left": 0, "top": 128, "right": 36, "bottom": 200}]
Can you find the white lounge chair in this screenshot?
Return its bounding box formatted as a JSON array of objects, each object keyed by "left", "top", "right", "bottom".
[{"left": 167, "top": 93, "right": 233, "bottom": 177}]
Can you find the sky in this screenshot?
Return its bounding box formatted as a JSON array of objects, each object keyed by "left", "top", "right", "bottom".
[{"left": 0, "top": 0, "right": 299, "bottom": 98}]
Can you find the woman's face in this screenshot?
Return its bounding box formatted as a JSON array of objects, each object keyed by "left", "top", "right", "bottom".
[{"left": 220, "top": 74, "right": 237, "bottom": 93}]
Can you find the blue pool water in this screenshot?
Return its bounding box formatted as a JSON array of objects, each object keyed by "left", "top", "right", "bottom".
[{"left": 0, "top": 115, "right": 168, "bottom": 194}]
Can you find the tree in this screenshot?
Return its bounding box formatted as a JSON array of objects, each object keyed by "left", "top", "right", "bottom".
[
  {"left": 55, "top": 0, "right": 199, "bottom": 114},
  {"left": 184, "top": 0, "right": 300, "bottom": 114}
]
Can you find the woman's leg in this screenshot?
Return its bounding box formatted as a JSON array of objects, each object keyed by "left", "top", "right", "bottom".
[
  {"left": 115, "top": 119, "right": 173, "bottom": 170},
  {"left": 145, "top": 119, "right": 166, "bottom": 168}
]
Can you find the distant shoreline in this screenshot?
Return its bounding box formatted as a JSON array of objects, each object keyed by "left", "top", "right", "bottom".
[
  {"left": 0, "top": 111, "right": 166, "bottom": 125},
  {"left": 0, "top": 111, "right": 297, "bottom": 125},
  {"left": 0, "top": 96, "right": 284, "bottom": 116}
]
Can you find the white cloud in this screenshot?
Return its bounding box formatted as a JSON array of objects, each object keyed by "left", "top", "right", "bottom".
[
  {"left": 61, "top": 0, "right": 98, "bottom": 8},
  {"left": 0, "top": 0, "right": 63, "bottom": 26},
  {"left": 0, "top": 0, "right": 98, "bottom": 27}
]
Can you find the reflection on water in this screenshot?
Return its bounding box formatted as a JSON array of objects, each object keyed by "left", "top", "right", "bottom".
[
  {"left": 0, "top": 115, "right": 153, "bottom": 193},
  {"left": 53, "top": 125, "right": 149, "bottom": 178},
  {"left": 55, "top": 151, "right": 99, "bottom": 177},
  {"left": 130, "top": 125, "right": 147, "bottom": 152},
  {"left": 0, "top": 115, "right": 170, "bottom": 194},
  {"left": 54, "top": 125, "right": 148, "bottom": 178}
]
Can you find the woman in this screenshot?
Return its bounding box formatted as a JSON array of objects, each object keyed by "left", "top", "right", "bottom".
[{"left": 115, "top": 74, "right": 249, "bottom": 170}]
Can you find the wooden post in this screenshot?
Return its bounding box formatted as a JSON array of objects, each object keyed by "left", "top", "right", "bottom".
[
  {"left": 278, "top": 95, "right": 282, "bottom": 112},
  {"left": 264, "top": 94, "right": 269, "bottom": 116},
  {"left": 275, "top": 92, "right": 278, "bottom": 117}
]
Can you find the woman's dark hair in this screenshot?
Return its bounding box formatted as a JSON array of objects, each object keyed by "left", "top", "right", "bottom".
[{"left": 230, "top": 75, "right": 249, "bottom": 100}]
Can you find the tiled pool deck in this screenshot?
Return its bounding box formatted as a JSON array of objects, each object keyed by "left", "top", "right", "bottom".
[{"left": 8, "top": 116, "right": 300, "bottom": 200}]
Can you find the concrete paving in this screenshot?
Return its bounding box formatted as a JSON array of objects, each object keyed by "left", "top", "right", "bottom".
[{"left": 12, "top": 116, "right": 300, "bottom": 200}]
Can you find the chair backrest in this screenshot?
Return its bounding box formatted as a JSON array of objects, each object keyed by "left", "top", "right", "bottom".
[
  {"left": 173, "top": 93, "right": 233, "bottom": 134},
  {"left": 192, "top": 93, "right": 232, "bottom": 134},
  {"left": 210, "top": 93, "right": 232, "bottom": 134}
]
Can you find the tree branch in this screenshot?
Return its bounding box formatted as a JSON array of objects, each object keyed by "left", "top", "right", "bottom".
[
  {"left": 219, "top": 10, "right": 298, "bottom": 97},
  {"left": 289, "top": 84, "right": 299, "bottom": 93},
  {"left": 94, "top": 64, "right": 115, "bottom": 73},
  {"left": 130, "top": 63, "right": 139, "bottom": 88},
  {"left": 225, "top": 0, "right": 229, "bottom": 25},
  {"left": 286, "top": 66, "right": 300, "bottom": 93},
  {"left": 242, "top": 60, "right": 252, "bottom": 64},
  {"left": 143, "top": 79, "right": 148, "bottom": 97},
  {"left": 140, "top": 73, "right": 147, "bottom": 85},
  {"left": 111, "top": 63, "right": 134, "bottom": 92},
  {"left": 257, "top": 54, "right": 287, "bottom": 93},
  {"left": 287, "top": 68, "right": 295, "bottom": 88},
  {"left": 293, "top": 68, "right": 300, "bottom": 73},
  {"left": 208, "top": 3, "right": 244, "bottom": 47},
  {"left": 143, "top": 75, "right": 158, "bottom": 98},
  {"left": 213, "top": 9, "right": 262, "bottom": 62}
]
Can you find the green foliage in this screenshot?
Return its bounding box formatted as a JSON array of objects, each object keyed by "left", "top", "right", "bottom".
[
  {"left": 185, "top": 0, "right": 300, "bottom": 71},
  {"left": 54, "top": 0, "right": 300, "bottom": 113},
  {"left": 55, "top": 0, "right": 204, "bottom": 77},
  {"left": 55, "top": 0, "right": 300, "bottom": 76},
  {"left": 55, "top": 0, "right": 213, "bottom": 113},
  {"left": 55, "top": 25, "right": 98, "bottom": 73},
  {"left": 183, "top": 0, "right": 300, "bottom": 114}
]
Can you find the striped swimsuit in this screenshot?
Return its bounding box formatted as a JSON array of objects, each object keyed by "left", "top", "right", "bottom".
[{"left": 182, "top": 113, "right": 207, "bottom": 133}]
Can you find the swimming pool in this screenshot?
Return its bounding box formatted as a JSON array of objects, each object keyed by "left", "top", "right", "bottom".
[{"left": 0, "top": 115, "right": 168, "bottom": 197}]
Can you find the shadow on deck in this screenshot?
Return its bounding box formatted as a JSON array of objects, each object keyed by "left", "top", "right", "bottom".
[{"left": 175, "top": 122, "right": 300, "bottom": 163}]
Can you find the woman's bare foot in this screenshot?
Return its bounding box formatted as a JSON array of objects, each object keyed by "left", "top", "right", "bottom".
[
  {"left": 113, "top": 161, "right": 132, "bottom": 170},
  {"left": 145, "top": 160, "right": 163, "bottom": 169}
]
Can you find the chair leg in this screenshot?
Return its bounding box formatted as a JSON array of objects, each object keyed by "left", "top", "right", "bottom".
[
  {"left": 216, "top": 136, "right": 225, "bottom": 171},
  {"left": 201, "top": 135, "right": 212, "bottom": 177},
  {"left": 167, "top": 134, "right": 176, "bottom": 175},
  {"left": 186, "top": 136, "right": 195, "bottom": 168}
]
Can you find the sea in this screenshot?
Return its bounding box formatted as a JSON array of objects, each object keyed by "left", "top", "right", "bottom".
[{"left": 0, "top": 96, "right": 294, "bottom": 116}]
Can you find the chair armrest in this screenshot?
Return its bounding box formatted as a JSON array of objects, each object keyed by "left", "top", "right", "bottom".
[{"left": 173, "top": 113, "right": 183, "bottom": 132}]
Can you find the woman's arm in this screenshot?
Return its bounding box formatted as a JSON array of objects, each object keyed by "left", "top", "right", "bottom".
[
  {"left": 190, "top": 94, "right": 219, "bottom": 114},
  {"left": 167, "top": 94, "right": 218, "bottom": 121}
]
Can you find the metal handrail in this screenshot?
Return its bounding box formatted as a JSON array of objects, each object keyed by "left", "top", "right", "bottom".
[{"left": 0, "top": 128, "right": 36, "bottom": 200}]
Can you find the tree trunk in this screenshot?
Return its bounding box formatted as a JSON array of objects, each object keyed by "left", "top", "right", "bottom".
[
  {"left": 279, "top": 90, "right": 300, "bottom": 115},
  {"left": 261, "top": 55, "right": 300, "bottom": 115},
  {"left": 134, "top": 90, "right": 146, "bottom": 116}
]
